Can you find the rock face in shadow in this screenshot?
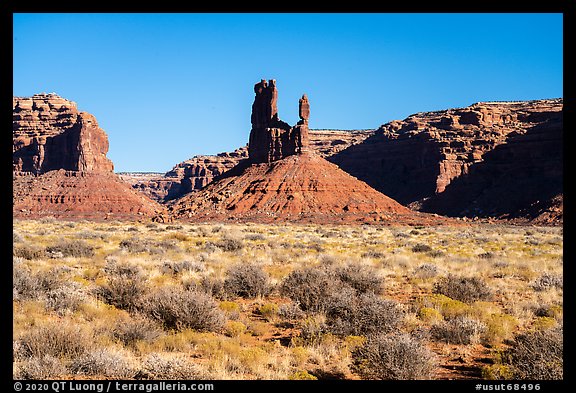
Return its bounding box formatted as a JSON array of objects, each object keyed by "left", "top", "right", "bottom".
[
  {"left": 168, "top": 80, "right": 441, "bottom": 224},
  {"left": 13, "top": 94, "right": 163, "bottom": 219},
  {"left": 328, "top": 99, "right": 563, "bottom": 223}
]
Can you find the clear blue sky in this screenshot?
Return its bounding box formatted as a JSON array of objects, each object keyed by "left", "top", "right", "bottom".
[{"left": 13, "top": 13, "right": 563, "bottom": 173}]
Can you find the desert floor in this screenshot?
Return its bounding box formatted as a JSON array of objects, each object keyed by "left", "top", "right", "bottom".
[{"left": 13, "top": 219, "right": 563, "bottom": 380}]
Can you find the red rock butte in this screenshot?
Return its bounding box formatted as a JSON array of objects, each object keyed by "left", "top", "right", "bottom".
[
  {"left": 13, "top": 93, "right": 164, "bottom": 220},
  {"left": 169, "top": 80, "right": 445, "bottom": 224}
]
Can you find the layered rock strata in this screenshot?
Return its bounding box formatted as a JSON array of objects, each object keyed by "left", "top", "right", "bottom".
[
  {"left": 13, "top": 93, "right": 163, "bottom": 219},
  {"left": 329, "top": 99, "right": 563, "bottom": 222},
  {"left": 169, "top": 80, "right": 442, "bottom": 225}
]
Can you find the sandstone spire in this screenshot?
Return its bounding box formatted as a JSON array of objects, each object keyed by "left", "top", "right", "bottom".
[{"left": 248, "top": 79, "right": 309, "bottom": 164}]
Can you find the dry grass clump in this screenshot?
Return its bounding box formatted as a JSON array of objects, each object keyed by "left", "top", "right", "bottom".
[
  {"left": 350, "top": 333, "right": 437, "bottom": 380},
  {"left": 430, "top": 316, "right": 487, "bottom": 345},
  {"left": 13, "top": 243, "right": 45, "bottom": 260}
]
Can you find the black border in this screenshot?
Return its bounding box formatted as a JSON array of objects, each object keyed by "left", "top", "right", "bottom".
[{"left": 7, "top": 4, "right": 572, "bottom": 392}]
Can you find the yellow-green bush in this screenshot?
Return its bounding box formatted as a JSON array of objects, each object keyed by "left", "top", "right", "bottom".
[{"left": 289, "top": 370, "right": 318, "bottom": 380}]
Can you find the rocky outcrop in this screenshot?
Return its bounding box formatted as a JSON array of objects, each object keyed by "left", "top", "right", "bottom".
[
  {"left": 248, "top": 79, "right": 309, "bottom": 163},
  {"left": 329, "top": 99, "right": 563, "bottom": 223},
  {"left": 13, "top": 94, "right": 114, "bottom": 174},
  {"left": 125, "top": 131, "right": 374, "bottom": 203},
  {"left": 168, "top": 79, "right": 446, "bottom": 225},
  {"left": 13, "top": 94, "right": 163, "bottom": 219}
]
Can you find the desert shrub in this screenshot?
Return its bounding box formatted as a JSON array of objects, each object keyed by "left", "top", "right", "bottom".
[
  {"left": 360, "top": 250, "right": 386, "bottom": 259},
  {"left": 19, "top": 320, "right": 91, "bottom": 359},
  {"left": 44, "top": 283, "right": 86, "bottom": 315},
  {"left": 531, "top": 273, "right": 563, "bottom": 291},
  {"left": 112, "top": 314, "right": 163, "bottom": 349},
  {"left": 224, "top": 263, "right": 271, "bottom": 298},
  {"left": 45, "top": 239, "right": 95, "bottom": 258},
  {"left": 16, "top": 355, "right": 68, "bottom": 379},
  {"left": 214, "top": 237, "right": 244, "bottom": 252},
  {"left": 13, "top": 265, "right": 65, "bottom": 300},
  {"left": 325, "top": 289, "right": 404, "bottom": 337},
  {"left": 503, "top": 326, "right": 563, "bottom": 380},
  {"left": 289, "top": 370, "right": 318, "bottom": 380},
  {"left": 278, "top": 302, "right": 306, "bottom": 321},
  {"left": 119, "top": 239, "right": 151, "bottom": 253},
  {"left": 13, "top": 244, "right": 45, "bottom": 260},
  {"left": 258, "top": 303, "right": 279, "bottom": 321},
  {"left": 244, "top": 233, "right": 266, "bottom": 241},
  {"left": 142, "top": 287, "right": 225, "bottom": 332},
  {"left": 13, "top": 230, "right": 23, "bottom": 243},
  {"left": 413, "top": 264, "right": 439, "bottom": 279},
  {"left": 165, "top": 225, "right": 184, "bottom": 230},
  {"left": 431, "top": 316, "right": 487, "bottom": 345},
  {"left": 140, "top": 353, "right": 204, "bottom": 379},
  {"left": 350, "top": 333, "right": 436, "bottom": 380},
  {"left": 279, "top": 267, "right": 343, "bottom": 312},
  {"left": 96, "top": 267, "right": 147, "bottom": 312},
  {"left": 161, "top": 260, "right": 205, "bottom": 275},
  {"left": 411, "top": 243, "right": 432, "bottom": 253},
  {"left": 224, "top": 321, "right": 247, "bottom": 337},
  {"left": 336, "top": 264, "right": 383, "bottom": 295},
  {"left": 69, "top": 348, "right": 134, "bottom": 378},
  {"left": 433, "top": 274, "right": 492, "bottom": 303},
  {"left": 199, "top": 276, "right": 228, "bottom": 300}
]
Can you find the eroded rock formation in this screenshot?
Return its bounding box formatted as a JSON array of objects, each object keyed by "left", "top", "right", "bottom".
[
  {"left": 168, "top": 80, "right": 444, "bottom": 225},
  {"left": 13, "top": 94, "right": 114, "bottom": 174},
  {"left": 329, "top": 99, "right": 563, "bottom": 223},
  {"left": 13, "top": 94, "right": 163, "bottom": 219},
  {"left": 248, "top": 79, "right": 309, "bottom": 163}
]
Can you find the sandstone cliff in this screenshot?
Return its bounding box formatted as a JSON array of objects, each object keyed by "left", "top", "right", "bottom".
[
  {"left": 329, "top": 99, "right": 563, "bottom": 223},
  {"left": 13, "top": 94, "right": 163, "bottom": 219}
]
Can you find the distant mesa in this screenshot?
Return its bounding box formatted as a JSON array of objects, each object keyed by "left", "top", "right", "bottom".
[
  {"left": 168, "top": 80, "right": 441, "bottom": 224},
  {"left": 13, "top": 93, "right": 164, "bottom": 219},
  {"left": 329, "top": 98, "right": 563, "bottom": 223}
]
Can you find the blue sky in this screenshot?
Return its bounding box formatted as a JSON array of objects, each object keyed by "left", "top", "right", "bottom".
[{"left": 13, "top": 13, "right": 563, "bottom": 172}]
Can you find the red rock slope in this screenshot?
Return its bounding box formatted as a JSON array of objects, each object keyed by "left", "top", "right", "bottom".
[
  {"left": 169, "top": 80, "right": 443, "bottom": 225},
  {"left": 13, "top": 93, "right": 164, "bottom": 219}
]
